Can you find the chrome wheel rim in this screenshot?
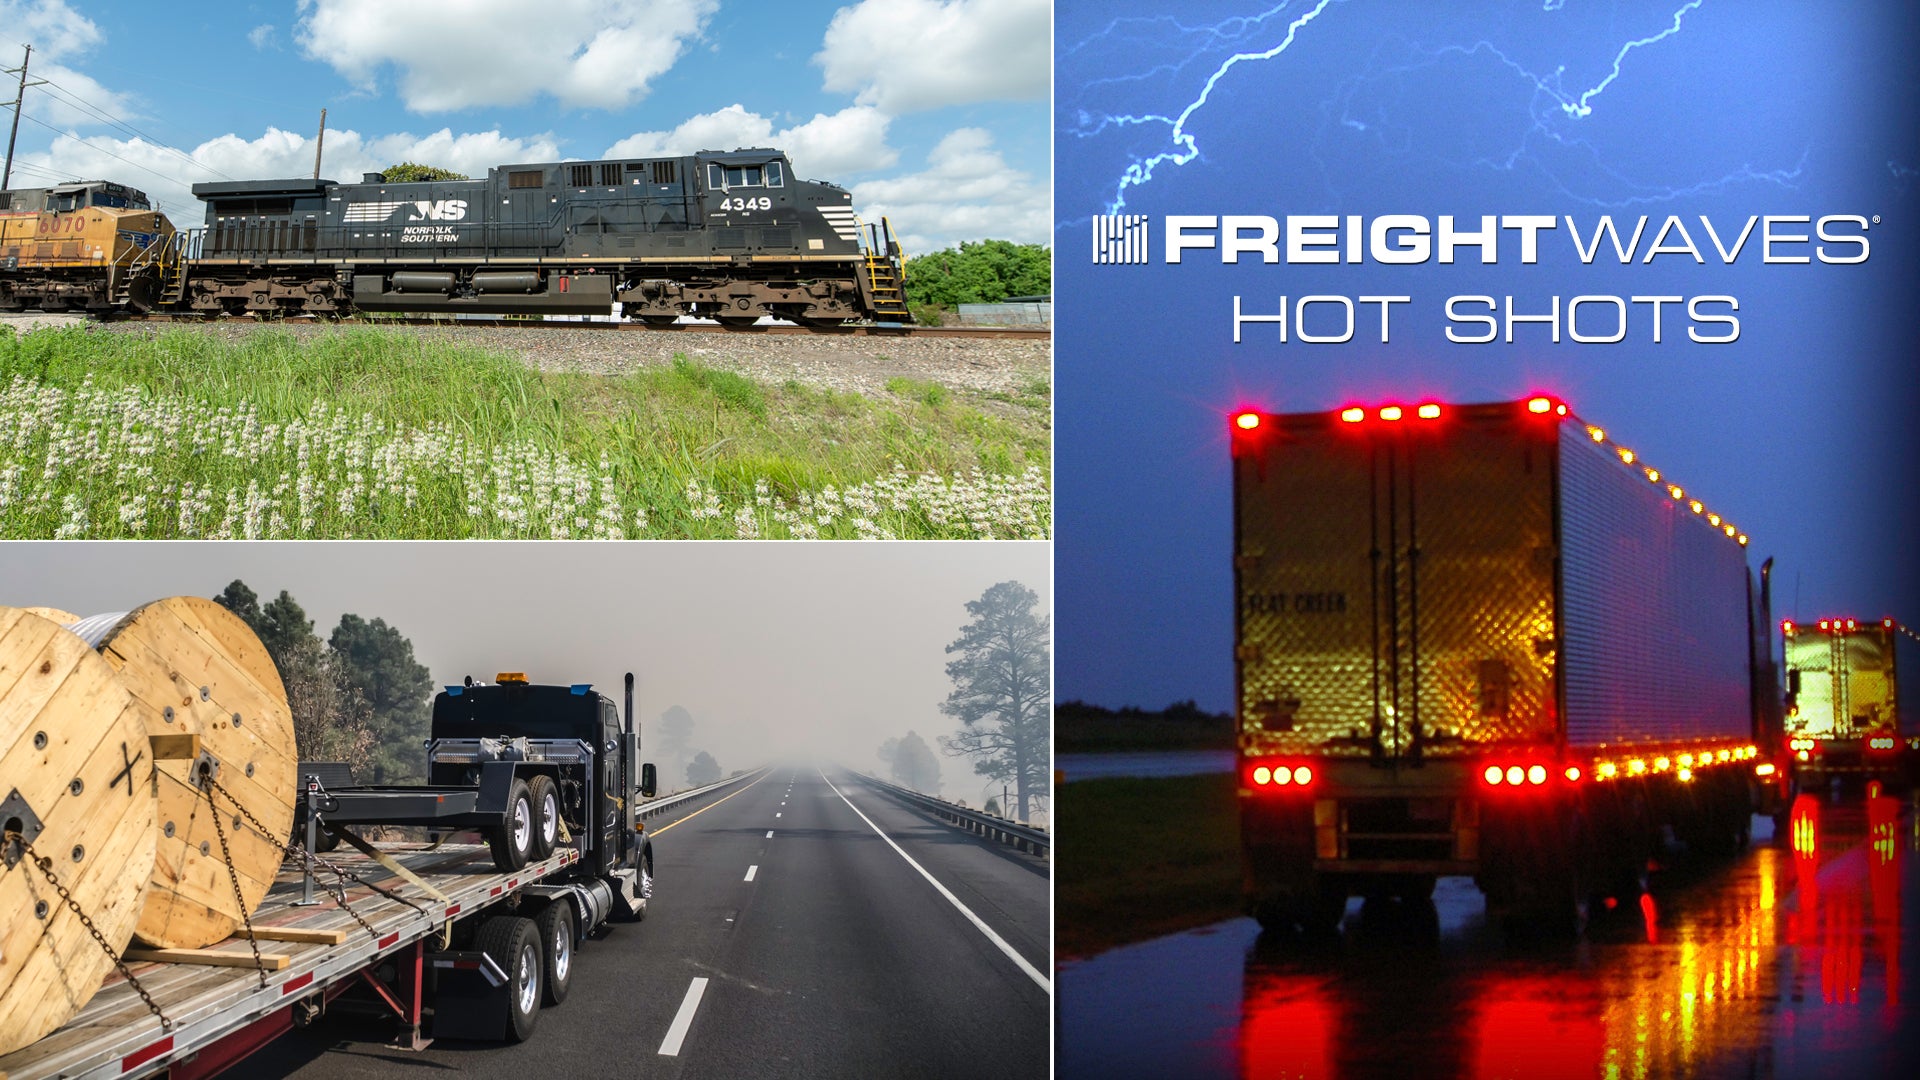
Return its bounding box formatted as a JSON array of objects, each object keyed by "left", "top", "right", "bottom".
[{"left": 517, "top": 942, "right": 539, "bottom": 1013}]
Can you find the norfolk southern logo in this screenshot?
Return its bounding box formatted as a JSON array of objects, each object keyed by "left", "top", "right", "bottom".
[
  {"left": 1093, "top": 215, "right": 1149, "bottom": 264},
  {"left": 343, "top": 200, "right": 469, "bottom": 223}
]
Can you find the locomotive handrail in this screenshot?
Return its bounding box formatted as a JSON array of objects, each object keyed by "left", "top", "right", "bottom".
[{"left": 852, "top": 771, "right": 1049, "bottom": 857}]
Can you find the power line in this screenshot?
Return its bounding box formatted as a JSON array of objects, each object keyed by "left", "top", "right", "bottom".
[
  {"left": 12, "top": 109, "right": 196, "bottom": 190},
  {"left": 28, "top": 78, "right": 235, "bottom": 180}
]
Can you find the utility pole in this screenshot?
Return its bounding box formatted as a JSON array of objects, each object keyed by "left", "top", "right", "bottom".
[
  {"left": 4, "top": 45, "right": 49, "bottom": 190},
  {"left": 312, "top": 107, "right": 326, "bottom": 179}
]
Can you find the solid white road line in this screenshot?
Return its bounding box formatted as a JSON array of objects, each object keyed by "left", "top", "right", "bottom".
[
  {"left": 658, "top": 977, "right": 709, "bottom": 1056},
  {"left": 821, "top": 771, "right": 1050, "bottom": 993},
  {"left": 745, "top": 864, "right": 758, "bottom": 882}
]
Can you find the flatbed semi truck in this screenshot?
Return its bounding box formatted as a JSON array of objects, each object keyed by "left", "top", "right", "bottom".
[
  {"left": 0, "top": 672, "right": 735, "bottom": 1079},
  {"left": 1229, "top": 396, "right": 1783, "bottom": 933}
]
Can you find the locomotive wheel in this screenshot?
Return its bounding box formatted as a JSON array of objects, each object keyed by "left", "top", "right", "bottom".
[
  {"left": 716, "top": 316, "right": 760, "bottom": 328},
  {"left": 639, "top": 315, "right": 679, "bottom": 327}
]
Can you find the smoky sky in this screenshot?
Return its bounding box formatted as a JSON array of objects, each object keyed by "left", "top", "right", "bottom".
[
  {"left": 0, "top": 541, "right": 1049, "bottom": 791},
  {"left": 1055, "top": 0, "right": 1920, "bottom": 711}
]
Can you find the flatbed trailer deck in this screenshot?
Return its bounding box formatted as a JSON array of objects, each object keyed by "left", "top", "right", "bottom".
[{"left": 0, "top": 841, "right": 580, "bottom": 1080}]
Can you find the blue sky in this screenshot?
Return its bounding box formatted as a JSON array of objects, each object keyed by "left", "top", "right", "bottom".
[
  {"left": 1055, "top": 0, "right": 1920, "bottom": 712},
  {"left": 0, "top": 0, "right": 1049, "bottom": 253}
]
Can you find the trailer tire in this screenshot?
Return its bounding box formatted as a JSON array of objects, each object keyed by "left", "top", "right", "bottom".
[
  {"left": 488, "top": 779, "right": 535, "bottom": 872},
  {"left": 534, "top": 902, "right": 574, "bottom": 1006},
  {"left": 475, "top": 916, "right": 542, "bottom": 1042},
  {"left": 526, "top": 774, "right": 560, "bottom": 861}
]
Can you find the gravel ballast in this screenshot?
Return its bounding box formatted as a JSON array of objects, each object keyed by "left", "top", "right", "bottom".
[{"left": 2, "top": 315, "right": 1050, "bottom": 398}]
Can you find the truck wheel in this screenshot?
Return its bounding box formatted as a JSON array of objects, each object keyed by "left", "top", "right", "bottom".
[
  {"left": 526, "top": 775, "right": 560, "bottom": 861},
  {"left": 488, "top": 779, "right": 534, "bottom": 872},
  {"left": 534, "top": 902, "right": 574, "bottom": 1006},
  {"left": 475, "top": 916, "right": 542, "bottom": 1042}
]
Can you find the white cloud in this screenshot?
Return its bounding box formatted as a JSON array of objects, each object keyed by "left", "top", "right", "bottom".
[
  {"left": 815, "top": 0, "right": 1049, "bottom": 113},
  {"left": 297, "top": 0, "right": 717, "bottom": 112},
  {"left": 247, "top": 24, "right": 276, "bottom": 50},
  {"left": 24, "top": 127, "right": 560, "bottom": 225},
  {"left": 0, "top": 0, "right": 102, "bottom": 60},
  {"left": 851, "top": 127, "right": 1047, "bottom": 252},
  {"left": 603, "top": 104, "right": 895, "bottom": 179}
]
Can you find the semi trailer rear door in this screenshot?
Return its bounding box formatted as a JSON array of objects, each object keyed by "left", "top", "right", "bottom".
[{"left": 1234, "top": 404, "right": 1560, "bottom": 762}]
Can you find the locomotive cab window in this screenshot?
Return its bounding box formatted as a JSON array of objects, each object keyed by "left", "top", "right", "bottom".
[{"left": 708, "top": 163, "right": 780, "bottom": 189}]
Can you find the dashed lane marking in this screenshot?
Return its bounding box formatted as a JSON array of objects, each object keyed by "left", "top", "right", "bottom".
[
  {"left": 745, "top": 865, "right": 758, "bottom": 882},
  {"left": 658, "top": 977, "right": 709, "bottom": 1056}
]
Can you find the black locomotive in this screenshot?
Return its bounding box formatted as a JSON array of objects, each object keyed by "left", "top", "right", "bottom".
[{"left": 2, "top": 148, "right": 911, "bottom": 325}]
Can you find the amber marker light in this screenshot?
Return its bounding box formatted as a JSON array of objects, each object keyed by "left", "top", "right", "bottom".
[{"left": 1756, "top": 763, "right": 1776, "bottom": 777}]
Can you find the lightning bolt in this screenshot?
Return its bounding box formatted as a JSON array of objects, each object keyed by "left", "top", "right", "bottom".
[
  {"left": 1561, "top": 0, "right": 1704, "bottom": 118},
  {"left": 1097, "top": 0, "right": 1339, "bottom": 214},
  {"left": 1065, "top": 0, "right": 1807, "bottom": 218}
]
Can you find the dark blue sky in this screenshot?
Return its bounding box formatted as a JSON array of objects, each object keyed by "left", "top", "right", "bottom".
[{"left": 1056, "top": 0, "right": 1920, "bottom": 712}]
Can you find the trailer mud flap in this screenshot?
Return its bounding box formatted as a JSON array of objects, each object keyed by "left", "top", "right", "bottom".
[{"left": 428, "top": 952, "right": 511, "bottom": 1040}]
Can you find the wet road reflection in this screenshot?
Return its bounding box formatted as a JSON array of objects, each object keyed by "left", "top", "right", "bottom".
[{"left": 1059, "top": 790, "right": 1920, "bottom": 1079}]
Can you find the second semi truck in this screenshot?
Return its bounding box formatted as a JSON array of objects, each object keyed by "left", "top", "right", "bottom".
[{"left": 1229, "top": 396, "right": 1783, "bottom": 933}]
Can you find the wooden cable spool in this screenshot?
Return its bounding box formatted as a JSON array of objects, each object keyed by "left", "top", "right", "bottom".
[
  {"left": 67, "top": 597, "right": 298, "bottom": 950},
  {"left": 18, "top": 608, "right": 82, "bottom": 625},
  {"left": 0, "top": 607, "right": 157, "bottom": 1056}
]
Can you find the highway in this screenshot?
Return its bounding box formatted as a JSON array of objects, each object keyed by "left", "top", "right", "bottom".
[
  {"left": 251, "top": 766, "right": 1050, "bottom": 1079},
  {"left": 1060, "top": 789, "right": 1920, "bottom": 1079}
]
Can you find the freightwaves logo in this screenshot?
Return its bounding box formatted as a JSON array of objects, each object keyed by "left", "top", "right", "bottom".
[
  {"left": 1091, "top": 212, "right": 1875, "bottom": 346},
  {"left": 343, "top": 200, "right": 468, "bottom": 223},
  {"left": 1093, "top": 215, "right": 1149, "bottom": 264}
]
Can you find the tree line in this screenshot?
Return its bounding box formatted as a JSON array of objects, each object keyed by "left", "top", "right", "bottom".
[{"left": 876, "top": 579, "right": 1050, "bottom": 822}]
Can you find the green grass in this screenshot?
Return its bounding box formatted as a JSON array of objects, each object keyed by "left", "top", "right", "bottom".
[
  {"left": 0, "top": 325, "right": 1050, "bottom": 539},
  {"left": 1057, "top": 774, "right": 1244, "bottom": 959}
]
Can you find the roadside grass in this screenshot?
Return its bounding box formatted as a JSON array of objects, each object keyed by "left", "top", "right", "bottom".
[
  {"left": 0, "top": 325, "right": 1050, "bottom": 539},
  {"left": 1057, "top": 774, "right": 1243, "bottom": 960}
]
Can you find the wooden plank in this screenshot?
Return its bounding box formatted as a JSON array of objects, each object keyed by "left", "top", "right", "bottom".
[
  {"left": 147, "top": 733, "right": 201, "bottom": 760},
  {"left": 243, "top": 926, "right": 348, "bottom": 945},
  {"left": 121, "top": 948, "right": 290, "bottom": 970}
]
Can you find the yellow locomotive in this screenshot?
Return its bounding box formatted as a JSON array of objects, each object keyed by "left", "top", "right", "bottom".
[{"left": 0, "top": 180, "right": 179, "bottom": 312}]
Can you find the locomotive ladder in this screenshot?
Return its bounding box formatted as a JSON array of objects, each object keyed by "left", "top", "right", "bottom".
[{"left": 859, "top": 217, "right": 913, "bottom": 322}]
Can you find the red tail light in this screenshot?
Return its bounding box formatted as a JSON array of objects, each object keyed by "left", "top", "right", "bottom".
[
  {"left": 1339, "top": 407, "right": 1365, "bottom": 423},
  {"left": 1379, "top": 405, "right": 1404, "bottom": 421},
  {"left": 1234, "top": 411, "right": 1262, "bottom": 430},
  {"left": 1246, "top": 760, "right": 1316, "bottom": 791},
  {"left": 1481, "top": 759, "right": 1577, "bottom": 790}
]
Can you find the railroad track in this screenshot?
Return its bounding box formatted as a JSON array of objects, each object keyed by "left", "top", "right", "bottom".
[{"left": 90, "top": 313, "right": 1052, "bottom": 341}]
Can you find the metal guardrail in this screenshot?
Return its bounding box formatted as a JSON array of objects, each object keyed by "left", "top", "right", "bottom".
[
  {"left": 637, "top": 767, "right": 765, "bottom": 819},
  {"left": 853, "top": 772, "right": 1049, "bottom": 859}
]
